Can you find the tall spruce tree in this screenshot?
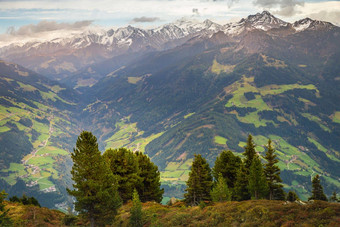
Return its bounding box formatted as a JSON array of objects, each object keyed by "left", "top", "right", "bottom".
[
  {"left": 135, "top": 151, "right": 164, "bottom": 203},
  {"left": 103, "top": 148, "right": 141, "bottom": 203},
  {"left": 308, "top": 174, "right": 327, "bottom": 201},
  {"left": 248, "top": 155, "right": 268, "bottom": 200},
  {"left": 211, "top": 173, "right": 231, "bottom": 202},
  {"left": 263, "top": 140, "right": 283, "bottom": 200},
  {"left": 130, "top": 189, "right": 143, "bottom": 227},
  {"left": 243, "top": 134, "right": 257, "bottom": 171},
  {"left": 212, "top": 150, "right": 242, "bottom": 189},
  {"left": 233, "top": 163, "right": 251, "bottom": 201},
  {"left": 184, "top": 154, "right": 213, "bottom": 206},
  {"left": 67, "top": 131, "right": 121, "bottom": 227}
]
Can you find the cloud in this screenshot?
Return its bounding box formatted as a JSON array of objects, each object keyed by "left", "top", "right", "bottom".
[
  {"left": 192, "top": 8, "right": 199, "bottom": 15},
  {"left": 253, "top": 0, "right": 304, "bottom": 16},
  {"left": 307, "top": 10, "right": 340, "bottom": 26},
  {"left": 6, "top": 20, "right": 93, "bottom": 36},
  {"left": 131, "top": 16, "right": 160, "bottom": 23},
  {"left": 203, "top": 0, "right": 239, "bottom": 8},
  {"left": 0, "top": 20, "right": 94, "bottom": 47}
]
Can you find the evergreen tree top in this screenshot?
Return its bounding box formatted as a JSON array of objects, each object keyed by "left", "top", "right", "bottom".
[
  {"left": 243, "top": 134, "right": 257, "bottom": 170},
  {"left": 309, "top": 174, "right": 327, "bottom": 201}
]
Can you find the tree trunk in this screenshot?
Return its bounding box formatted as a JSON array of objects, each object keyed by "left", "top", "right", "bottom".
[
  {"left": 90, "top": 216, "right": 95, "bottom": 227},
  {"left": 269, "top": 190, "right": 273, "bottom": 200}
]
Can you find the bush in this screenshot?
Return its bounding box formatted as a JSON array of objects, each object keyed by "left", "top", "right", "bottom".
[
  {"left": 286, "top": 191, "right": 299, "bottom": 202},
  {"left": 199, "top": 201, "right": 207, "bottom": 209},
  {"left": 62, "top": 214, "right": 77, "bottom": 226}
]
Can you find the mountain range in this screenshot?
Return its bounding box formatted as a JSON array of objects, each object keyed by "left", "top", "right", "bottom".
[{"left": 0, "top": 11, "right": 339, "bottom": 209}]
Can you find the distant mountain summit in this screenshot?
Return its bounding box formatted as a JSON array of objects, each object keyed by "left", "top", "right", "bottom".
[
  {"left": 293, "top": 17, "right": 335, "bottom": 31},
  {"left": 0, "top": 11, "right": 337, "bottom": 80},
  {"left": 241, "top": 10, "right": 288, "bottom": 30}
]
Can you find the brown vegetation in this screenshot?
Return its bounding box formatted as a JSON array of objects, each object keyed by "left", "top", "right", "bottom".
[
  {"left": 4, "top": 201, "right": 65, "bottom": 226},
  {"left": 113, "top": 200, "right": 340, "bottom": 227}
]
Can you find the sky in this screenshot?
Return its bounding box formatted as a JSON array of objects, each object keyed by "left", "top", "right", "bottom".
[{"left": 0, "top": 0, "right": 339, "bottom": 42}]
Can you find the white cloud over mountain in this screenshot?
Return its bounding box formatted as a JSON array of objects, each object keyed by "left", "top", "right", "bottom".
[{"left": 0, "top": 0, "right": 339, "bottom": 35}]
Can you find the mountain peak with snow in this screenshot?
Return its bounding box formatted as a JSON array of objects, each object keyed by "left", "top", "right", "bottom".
[
  {"left": 293, "top": 17, "right": 335, "bottom": 32},
  {"left": 240, "top": 10, "right": 288, "bottom": 31},
  {"left": 0, "top": 11, "right": 338, "bottom": 77}
]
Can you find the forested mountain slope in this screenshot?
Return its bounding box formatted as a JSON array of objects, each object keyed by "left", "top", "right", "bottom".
[{"left": 0, "top": 11, "right": 339, "bottom": 208}]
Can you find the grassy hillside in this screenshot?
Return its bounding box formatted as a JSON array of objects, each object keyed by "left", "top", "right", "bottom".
[
  {"left": 79, "top": 43, "right": 340, "bottom": 201},
  {"left": 114, "top": 200, "right": 340, "bottom": 227},
  {"left": 0, "top": 61, "right": 80, "bottom": 209},
  {"left": 3, "top": 199, "right": 339, "bottom": 226},
  {"left": 3, "top": 201, "right": 65, "bottom": 226}
]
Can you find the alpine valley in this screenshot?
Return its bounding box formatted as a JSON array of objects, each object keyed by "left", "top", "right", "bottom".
[{"left": 0, "top": 11, "right": 339, "bottom": 209}]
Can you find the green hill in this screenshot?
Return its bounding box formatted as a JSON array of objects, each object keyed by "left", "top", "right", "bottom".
[{"left": 0, "top": 60, "right": 80, "bottom": 208}]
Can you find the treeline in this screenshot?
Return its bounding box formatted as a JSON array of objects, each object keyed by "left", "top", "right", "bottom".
[
  {"left": 8, "top": 194, "right": 41, "bottom": 207},
  {"left": 67, "top": 131, "right": 163, "bottom": 226},
  {"left": 67, "top": 132, "right": 337, "bottom": 226},
  {"left": 184, "top": 134, "right": 331, "bottom": 206},
  {"left": 2, "top": 131, "right": 337, "bottom": 226},
  {"left": 184, "top": 135, "right": 284, "bottom": 206}
]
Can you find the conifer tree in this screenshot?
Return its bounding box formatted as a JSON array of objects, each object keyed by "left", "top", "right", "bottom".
[
  {"left": 286, "top": 191, "right": 299, "bottom": 202},
  {"left": 67, "top": 131, "right": 121, "bottom": 227},
  {"left": 212, "top": 150, "right": 242, "bottom": 189},
  {"left": 248, "top": 155, "right": 268, "bottom": 200},
  {"left": 103, "top": 148, "right": 141, "bottom": 203},
  {"left": 130, "top": 189, "right": 143, "bottom": 227},
  {"left": 184, "top": 154, "right": 213, "bottom": 206},
  {"left": 263, "top": 140, "right": 283, "bottom": 200},
  {"left": 243, "top": 134, "right": 257, "bottom": 171},
  {"left": 135, "top": 151, "right": 164, "bottom": 203},
  {"left": 233, "top": 163, "right": 251, "bottom": 201},
  {"left": 330, "top": 191, "right": 339, "bottom": 202},
  {"left": 211, "top": 173, "right": 231, "bottom": 202},
  {"left": 308, "top": 174, "right": 327, "bottom": 201},
  {"left": 0, "top": 190, "right": 12, "bottom": 226}
]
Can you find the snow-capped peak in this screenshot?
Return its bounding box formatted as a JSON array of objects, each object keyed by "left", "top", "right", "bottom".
[
  {"left": 293, "top": 18, "right": 335, "bottom": 32},
  {"left": 203, "top": 19, "right": 223, "bottom": 31},
  {"left": 241, "top": 10, "right": 288, "bottom": 31},
  {"left": 293, "top": 18, "right": 313, "bottom": 31}
]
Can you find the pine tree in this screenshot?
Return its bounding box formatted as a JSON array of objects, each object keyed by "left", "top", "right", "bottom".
[
  {"left": 211, "top": 173, "right": 231, "bottom": 202},
  {"left": 263, "top": 140, "right": 283, "bottom": 200},
  {"left": 212, "top": 150, "right": 242, "bottom": 189},
  {"left": 330, "top": 191, "right": 339, "bottom": 202},
  {"left": 135, "top": 151, "right": 164, "bottom": 203},
  {"left": 0, "top": 190, "right": 12, "bottom": 226},
  {"left": 233, "top": 163, "right": 251, "bottom": 201},
  {"left": 248, "top": 155, "right": 268, "bottom": 200},
  {"left": 67, "top": 131, "right": 121, "bottom": 227},
  {"left": 103, "top": 148, "right": 141, "bottom": 203},
  {"left": 286, "top": 191, "right": 299, "bottom": 202},
  {"left": 243, "top": 134, "right": 257, "bottom": 171},
  {"left": 184, "top": 154, "right": 213, "bottom": 206},
  {"left": 309, "top": 174, "right": 327, "bottom": 201},
  {"left": 130, "top": 189, "right": 143, "bottom": 227}
]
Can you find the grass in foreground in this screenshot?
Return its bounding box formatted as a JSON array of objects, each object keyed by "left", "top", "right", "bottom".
[
  {"left": 113, "top": 200, "right": 340, "bottom": 227},
  {"left": 4, "top": 199, "right": 340, "bottom": 226}
]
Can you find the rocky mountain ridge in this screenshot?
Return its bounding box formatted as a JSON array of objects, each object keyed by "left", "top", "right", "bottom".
[{"left": 0, "top": 11, "right": 337, "bottom": 80}]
